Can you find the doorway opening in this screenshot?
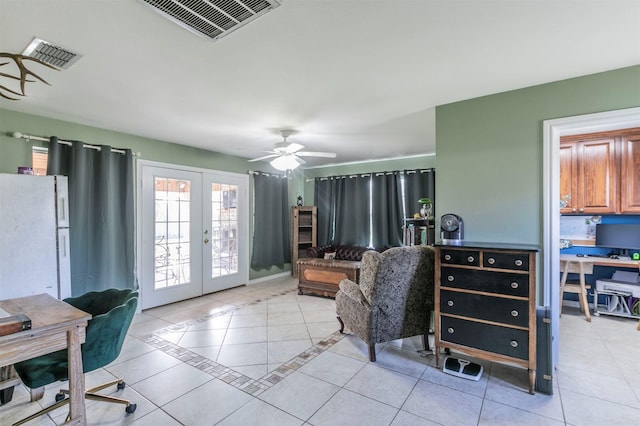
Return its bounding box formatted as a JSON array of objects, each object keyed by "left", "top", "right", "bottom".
[{"left": 542, "top": 106, "right": 640, "bottom": 367}]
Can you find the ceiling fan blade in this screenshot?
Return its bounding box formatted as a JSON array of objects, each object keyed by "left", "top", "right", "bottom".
[
  {"left": 285, "top": 142, "right": 304, "bottom": 154},
  {"left": 297, "top": 151, "right": 337, "bottom": 158},
  {"left": 248, "top": 154, "right": 278, "bottom": 162}
]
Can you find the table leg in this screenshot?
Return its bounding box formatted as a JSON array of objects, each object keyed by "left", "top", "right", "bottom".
[
  {"left": 578, "top": 262, "right": 591, "bottom": 322},
  {"left": 0, "top": 386, "right": 14, "bottom": 404},
  {"left": 528, "top": 369, "right": 536, "bottom": 395},
  {"left": 559, "top": 261, "right": 569, "bottom": 317},
  {"left": 67, "top": 326, "right": 86, "bottom": 424}
]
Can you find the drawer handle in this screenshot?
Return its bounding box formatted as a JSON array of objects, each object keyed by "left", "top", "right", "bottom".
[
  {"left": 447, "top": 275, "right": 454, "bottom": 282},
  {"left": 514, "top": 259, "right": 523, "bottom": 267},
  {"left": 511, "top": 282, "right": 519, "bottom": 289},
  {"left": 467, "top": 256, "right": 475, "bottom": 263},
  {"left": 487, "top": 257, "right": 495, "bottom": 265},
  {"left": 444, "top": 254, "right": 452, "bottom": 261},
  {"left": 447, "top": 327, "right": 455, "bottom": 334},
  {"left": 510, "top": 340, "right": 518, "bottom": 348},
  {"left": 447, "top": 300, "right": 454, "bottom": 307},
  {"left": 511, "top": 310, "right": 519, "bottom": 317}
]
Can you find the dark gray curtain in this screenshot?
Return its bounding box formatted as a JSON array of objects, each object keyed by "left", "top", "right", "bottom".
[
  {"left": 251, "top": 172, "right": 291, "bottom": 268},
  {"left": 335, "top": 175, "right": 371, "bottom": 247},
  {"left": 314, "top": 177, "right": 339, "bottom": 246},
  {"left": 372, "top": 172, "right": 403, "bottom": 248},
  {"left": 403, "top": 169, "right": 436, "bottom": 218},
  {"left": 47, "top": 137, "right": 135, "bottom": 295},
  {"left": 315, "top": 169, "right": 435, "bottom": 249}
]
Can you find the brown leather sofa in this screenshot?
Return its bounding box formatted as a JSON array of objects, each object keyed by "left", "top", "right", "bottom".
[
  {"left": 306, "top": 245, "right": 374, "bottom": 262},
  {"left": 297, "top": 245, "right": 384, "bottom": 298}
]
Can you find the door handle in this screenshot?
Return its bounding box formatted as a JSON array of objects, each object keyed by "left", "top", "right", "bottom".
[{"left": 204, "top": 238, "right": 209, "bottom": 244}]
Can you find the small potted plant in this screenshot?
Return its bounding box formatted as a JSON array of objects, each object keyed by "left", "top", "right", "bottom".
[{"left": 418, "top": 198, "right": 433, "bottom": 219}]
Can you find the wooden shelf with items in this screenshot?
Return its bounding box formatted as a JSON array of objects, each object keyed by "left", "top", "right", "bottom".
[
  {"left": 560, "top": 127, "right": 640, "bottom": 214},
  {"left": 402, "top": 217, "right": 435, "bottom": 246},
  {"left": 291, "top": 206, "right": 317, "bottom": 277}
]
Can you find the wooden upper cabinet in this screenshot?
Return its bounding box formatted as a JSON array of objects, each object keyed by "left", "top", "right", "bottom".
[
  {"left": 561, "top": 128, "right": 640, "bottom": 215},
  {"left": 578, "top": 138, "right": 617, "bottom": 214},
  {"left": 559, "top": 144, "right": 577, "bottom": 214},
  {"left": 620, "top": 133, "right": 640, "bottom": 213},
  {"left": 560, "top": 138, "right": 617, "bottom": 214}
]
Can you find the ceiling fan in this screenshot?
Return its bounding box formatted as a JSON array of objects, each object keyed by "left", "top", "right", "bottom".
[{"left": 248, "top": 130, "right": 337, "bottom": 170}]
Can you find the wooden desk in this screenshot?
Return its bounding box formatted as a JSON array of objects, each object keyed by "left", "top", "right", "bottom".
[
  {"left": 559, "top": 254, "right": 640, "bottom": 323},
  {"left": 560, "top": 254, "right": 640, "bottom": 269},
  {"left": 0, "top": 294, "right": 91, "bottom": 425}
]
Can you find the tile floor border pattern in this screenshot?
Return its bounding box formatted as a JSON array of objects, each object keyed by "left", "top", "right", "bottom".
[{"left": 139, "top": 288, "right": 346, "bottom": 397}]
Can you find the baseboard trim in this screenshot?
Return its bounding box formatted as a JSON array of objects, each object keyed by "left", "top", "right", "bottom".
[
  {"left": 248, "top": 271, "right": 292, "bottom": 285},
  {"left": 562, "top": 300, "right": 581, "bottom": 309}
]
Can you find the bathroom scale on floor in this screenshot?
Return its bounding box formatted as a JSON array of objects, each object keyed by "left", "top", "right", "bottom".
[{"left": 442, "top": 357, "right": 483, "bottom": 381}]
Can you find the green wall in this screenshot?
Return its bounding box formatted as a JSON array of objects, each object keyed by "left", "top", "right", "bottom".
[
  {"left": 436, "top": 65, "right": 640, "bottom": 244},
  {"left": 0, "top": 109, "right": 287, "bottom": 279},
  {"left": 435, "top": 64, "right": 640, "bottom": 292},
  {"left": 0, "top": 109, "right": 253, "bottom": 173}
]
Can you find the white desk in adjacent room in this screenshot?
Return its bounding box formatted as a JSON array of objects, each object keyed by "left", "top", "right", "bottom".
[{"left": 559, "top": 254, "right": 640, "bottom": 324}]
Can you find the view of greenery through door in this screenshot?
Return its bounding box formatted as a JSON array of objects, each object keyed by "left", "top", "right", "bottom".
[
  {"left": 154, "top": 177, "right": 192, "bottom": 288},
  {"left": 210, "top": 183, "right": 238, "bottom": 277},
  {"left": 154, "top": 179, "right": 239, "bottom": 289}
]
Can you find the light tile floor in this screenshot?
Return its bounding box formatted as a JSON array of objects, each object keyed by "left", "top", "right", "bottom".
[{"left": 2, "top": 276, "right": 640, "bottom": 425}]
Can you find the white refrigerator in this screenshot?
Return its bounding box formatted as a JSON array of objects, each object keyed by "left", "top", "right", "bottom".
[{"left": 0, "top": 174, "right": 72, "bottom": 300}]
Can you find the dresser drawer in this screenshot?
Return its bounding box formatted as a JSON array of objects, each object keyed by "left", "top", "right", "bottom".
[
  {"left": 440, "top": 249, "right": 480, "bottom": 267},
  {"left": 440, "top": 267, "right": 529, "bottom": 297},
  {"left": 483, "top": 251, "right": 529, "bottom": 271},
  {"left": 440, "top": 290, "right": 529, "bottom": 328},
  {"left": 441, "top": 316, "right": 529, "bottom": 360}
]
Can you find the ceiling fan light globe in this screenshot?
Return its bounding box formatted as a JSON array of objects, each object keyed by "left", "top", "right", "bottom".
[{"left": 270, "top": 154, "right": 302, "bottom": 171}]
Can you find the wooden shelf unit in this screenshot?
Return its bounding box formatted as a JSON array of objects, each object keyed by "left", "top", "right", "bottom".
[{"left": 291, "top": 206, "right": 317, "bottom": 277}]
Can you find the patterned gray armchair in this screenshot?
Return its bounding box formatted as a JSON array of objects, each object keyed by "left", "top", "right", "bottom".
[{"left": 335, "top": 245, "right": 434, "bottom": 362}]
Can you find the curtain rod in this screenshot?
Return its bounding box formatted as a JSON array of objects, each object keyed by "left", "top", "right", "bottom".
[
  {"left": 11, "top": 132, "right": 141, "bottom": 156},
  {"left": 247, "top": 170, "right": 287, "bottom": 178},
  {"left": 305, "top": 168, "right": 434, "bottom": 182}
]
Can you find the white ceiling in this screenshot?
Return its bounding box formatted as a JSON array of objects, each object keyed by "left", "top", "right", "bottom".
[{"left": 1, "top": 0, "right": 639, "bottom": 169}]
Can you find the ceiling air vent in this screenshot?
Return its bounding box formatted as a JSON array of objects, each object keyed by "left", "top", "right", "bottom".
[
  {"left": 22, "top": 37, "right": 82, "bottom": 70},
  {"left": 140, "top": 0, "right": 281, "bottom": 41}
]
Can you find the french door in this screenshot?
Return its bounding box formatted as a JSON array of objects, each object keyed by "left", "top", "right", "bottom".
[{"left": 139, "top": 162, "right": 248, "bottom": 309}]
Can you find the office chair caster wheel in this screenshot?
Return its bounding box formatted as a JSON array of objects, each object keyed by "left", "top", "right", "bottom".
[
  {"left": 126, "top": 403, "right": 137, "bottom": 413},
  {"left": 55, "top": 393, "right": 65, "bottom": 402},
  {"left": 117, "top": 381, "right": 126, "bottom": 390}
]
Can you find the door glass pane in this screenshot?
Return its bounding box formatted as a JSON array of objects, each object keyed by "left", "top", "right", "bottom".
[
  {"left": 211, "top": 183, "right": 238, "bottom": 277},
  {"left": 155, "top": 177, "right": 191, "bottom": 289}
]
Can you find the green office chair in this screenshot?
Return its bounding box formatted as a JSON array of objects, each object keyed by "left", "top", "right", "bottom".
[{"left": 12, "top": 288, "right": 138, "bottom": 425}]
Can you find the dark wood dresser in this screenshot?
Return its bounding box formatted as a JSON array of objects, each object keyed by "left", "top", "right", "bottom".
[{"left": 434, "top": 242, "right": 539, "bottom": 394}]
